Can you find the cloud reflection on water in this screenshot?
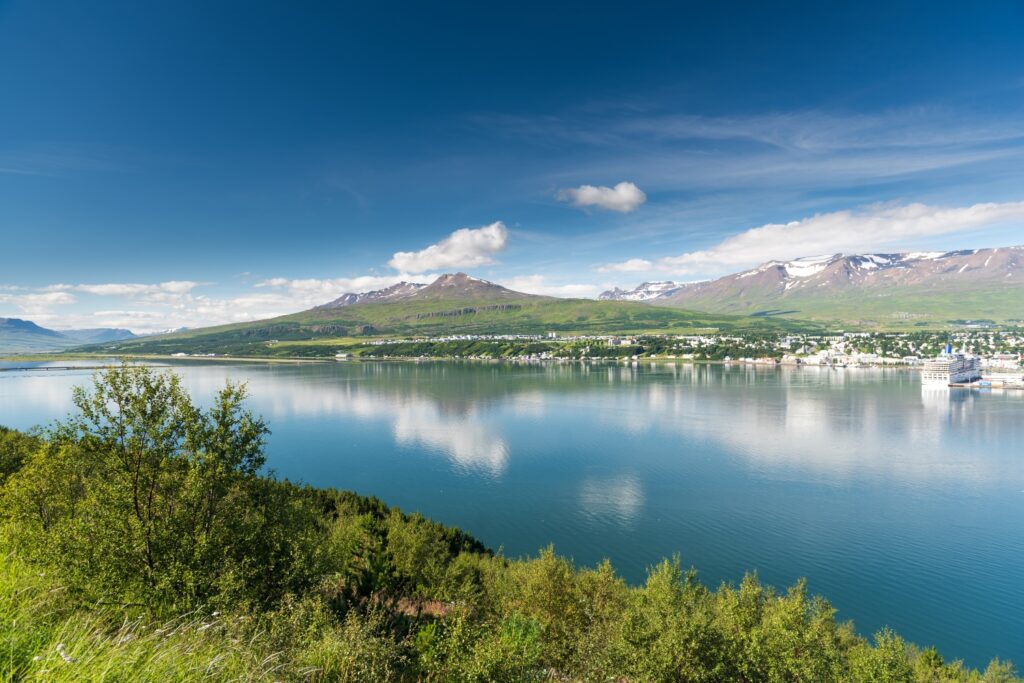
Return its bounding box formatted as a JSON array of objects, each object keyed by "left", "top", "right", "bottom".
[
  {"left": 3, "top": 362, "right": 1021, "bottom": 489},
  {"left": 599, "top": 364, "right": 1020, "bottom": 488},
  {"left": 578, "top": 474, "right": 645, "bottom": 525},
  {"left": 245, "top": 372, "right": 511, "bottom": 476},
  {"left": 392, "top": 403, "right": 508, "bottom": 476}
]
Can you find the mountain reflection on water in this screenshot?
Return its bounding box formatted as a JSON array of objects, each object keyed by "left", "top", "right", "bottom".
[{"left": 238, "top": 362, "right": 1020, "bottom": 491}]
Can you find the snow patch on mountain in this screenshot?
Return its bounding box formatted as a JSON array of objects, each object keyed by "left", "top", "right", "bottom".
[
  {"left": 782, "top": 255, "right": 834, "bottom": 278},
  {"left": 599, "top": 281, "right": 685, "bottom": 301},
  {"left": 318, "top": 281, "right": 427, "bottom": 308}
]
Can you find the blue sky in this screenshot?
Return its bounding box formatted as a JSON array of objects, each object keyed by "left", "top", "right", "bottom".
[{"left": 3, "top": 1, "right": 1024, "bottom": 332}]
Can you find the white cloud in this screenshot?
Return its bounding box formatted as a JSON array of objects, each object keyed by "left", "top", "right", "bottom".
[
  {"left": 38, "top": 281, "right": 204, "bottom": 306},
  {"left": 21, "top": 291, "right": 77, "bottom": 306},
  {"left": 255, "top": 273, "right": 430, "bottom": 298},
  {"left": 557, "top": 181, "right": 646, "bottom": 213},
  {"left": 388, "top": 221, "right": 508, "bottom": 273},
  {"left": 501, "top": 275, "right": 603, "bottom": 298},
  {"left": 599, "top": 200, "right": 1024, "bottom": 275},
  {"left": 0, "top": 292, "right": 77, "bottom": 334},
  {"left": 599, "top": 258, "right": 656, "bottom": 273},
  {"left": 63, "top": 280, "right": 201, "bottom": 297},
  {"left": 4, "top": 272, "right": 453, "bottom": 335},
  {"left": 2, "top": 280, "right": 261, "bottom": 334},
  {"left": 0, "top": 290, "right": 77, "bottom": 315},
  {"left": 0, "top": 273, "right": 431, "bottom": 334}
]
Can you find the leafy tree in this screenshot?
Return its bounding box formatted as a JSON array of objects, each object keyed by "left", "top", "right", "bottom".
[
  {"left": 0, "top": 426, "right": 38, "bottom": 486},
  {"left": 501, "top": 546, "right": 584, "bottom": 668},
  {"left": 847, "top": 629, "right": 914, "bottom": 683},
  {"left": 2, "top": 364, "right": 320, "bottom": 609},
  {"left": 623, "top": 557, "right": 726, "bottom": 682},
  {"left": 569, "top": 559, "right": 630, "bottom": 679}
]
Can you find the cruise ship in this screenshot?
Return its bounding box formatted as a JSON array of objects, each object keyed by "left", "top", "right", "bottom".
[{"left": 921, "top": 345, "right": 981, "bottom": 386}]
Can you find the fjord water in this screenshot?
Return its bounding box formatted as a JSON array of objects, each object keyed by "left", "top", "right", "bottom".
[{"left": 2, "top": 361, "right": 1022, "bottom": 667}]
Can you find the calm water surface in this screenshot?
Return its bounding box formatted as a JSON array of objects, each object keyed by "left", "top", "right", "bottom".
[{"left": 1, "top": 360, "right": 1022, "bottom": 667}]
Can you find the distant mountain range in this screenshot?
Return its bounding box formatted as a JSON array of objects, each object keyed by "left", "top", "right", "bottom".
[
  {"left": 601, "top": 246, "right": 1024, "bottom": 325},
  {"left": 10, "top": 246, "right": 1022, "bottom": 358},
  {"left": 79, "top": 273, "right": 797, "bottom": 357},
  {"left": 0, "top": 318, "right": 136, "bottom": 354}
]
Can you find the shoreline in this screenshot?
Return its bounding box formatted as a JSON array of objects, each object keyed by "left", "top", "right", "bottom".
[
  {"left": 3, "top": 352, "right": 1021, "bottom": 383},
  {"left": 0, "top": 353, "right": 330, "bottom": 365}
]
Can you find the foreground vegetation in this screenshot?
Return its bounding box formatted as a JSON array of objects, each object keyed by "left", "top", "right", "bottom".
[{"left": 0, "top": 366, "right": 1018, "bottom": 681}]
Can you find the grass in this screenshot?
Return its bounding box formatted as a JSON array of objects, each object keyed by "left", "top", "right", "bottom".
[
  {"left": 0, "top": 553, "right": 404, "bottom": 682},
  {"left": 0, "top": 555, "right": 271, "bottom": 681},
  {"left": 2, "top": 559, "right": 203, "bottom": 680},
  {"left": 664, "top": 284, "right": 1024, "bottom": 330},
  {"left": 0, "top": 336, "right": 83, "bottom": 356}
]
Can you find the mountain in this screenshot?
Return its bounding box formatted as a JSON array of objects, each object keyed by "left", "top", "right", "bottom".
[
  {"left": 80, "top": 273, "right": 804, "bottom": 357},
  {"left": 60, "top": 328, "right": 137, "bottom": 344},
  {"left": 599, "top": 281, "right": 687, "bottom": 301},
  {"left": 624, "top": 246, "right": 1024, "bottom": 327},
  {"left": 0, "top": 318, "right": 66, "bottom": 353},
  {"left": 412, "top": 273, "right": 544, "bottom": 302},
  {"left": 314, "top": 274, "right": 530, "bottom": 309},
  {"left": 317, "top": 281, "right": 427, "bottom": 309},
  {"left": 0, "top": 318, "right": 136, "bottom": 354}
]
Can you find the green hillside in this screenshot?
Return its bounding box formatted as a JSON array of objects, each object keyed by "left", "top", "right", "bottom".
[
  {"left": 80, "top": 297, "right": 809, "bottom": 358},
  {"left": 675, "top": 285, "right": 1024, "bottom": 329}
]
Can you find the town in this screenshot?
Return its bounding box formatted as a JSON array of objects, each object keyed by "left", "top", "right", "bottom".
[{"left": 347, "top": 329, "right": 1024, "bottom": 373}]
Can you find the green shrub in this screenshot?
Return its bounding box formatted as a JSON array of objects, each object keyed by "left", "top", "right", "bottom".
[
  {"left": 296, "top": 610, "right": 404, "bottom": 682},
  {"left": 1, "top": 365, "right": 324, "bottom": 610},
  {"left": 0, "top": 427, "right": 38, "bottom": 486}
]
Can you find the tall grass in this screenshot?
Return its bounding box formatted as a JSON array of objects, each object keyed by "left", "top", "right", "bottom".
[
  {"left": 0, "top": 554, "right": 403, "bottom": 682},
  {"left": 0, "top": 555, "right": 262, "bottom": 680}
]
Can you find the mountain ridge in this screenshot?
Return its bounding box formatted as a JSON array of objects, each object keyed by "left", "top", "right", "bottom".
[
  {"left": 601, "top": 246, "right": 1024, "bottom": 325},
  {"left": 316, "top": 273, "right": 546, "bottom": 310},
  {"left": 317, "top": 281, "right": 427, "bottom": 309},
  {"left": 73, "top": 272, "right": 803, "bottom": 357},
  {"left": 0, "top": 318, "right": 137, "bottom": 354},
  {"left": 410, "top": 273, "right": 548, "bottom": 303}
]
